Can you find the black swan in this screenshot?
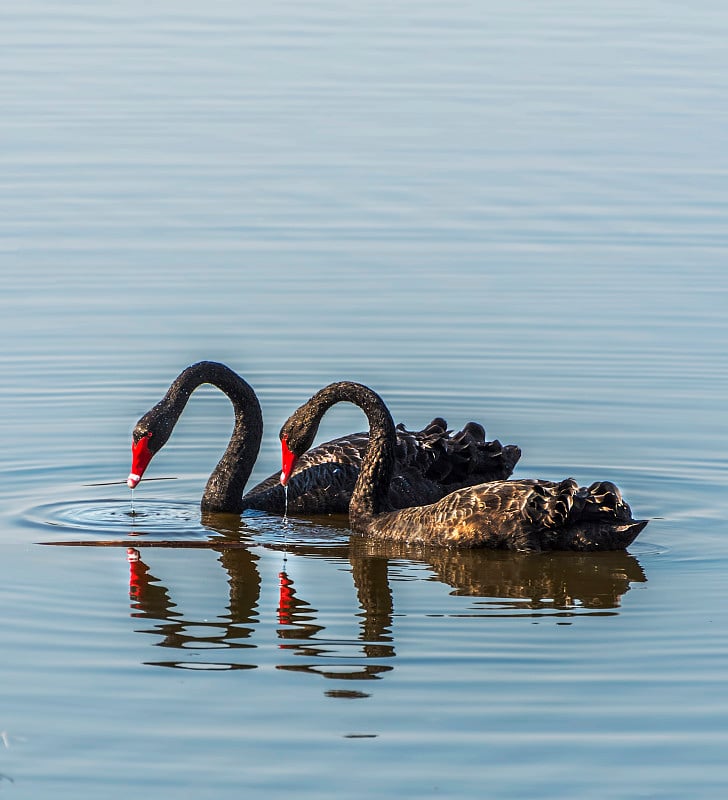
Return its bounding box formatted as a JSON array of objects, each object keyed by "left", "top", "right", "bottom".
[
  {"left": 127, "top": 362, "right": 521, "bottom": 515},
  {"left": 279, "top": 381, "right": 648, "bottom": 551}
]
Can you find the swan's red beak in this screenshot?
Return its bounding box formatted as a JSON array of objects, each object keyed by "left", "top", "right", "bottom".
[
  {"left": 280, "top": 437, "right": 297, "bottom": 487},
  {"left": 128, "top": 435, "right": 153, "bottom": 489}
]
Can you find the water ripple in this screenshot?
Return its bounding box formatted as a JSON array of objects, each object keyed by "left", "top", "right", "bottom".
[
  {"left": 23, "top": 498, "right": 211, "bottom": 543},
  {"left": 21, "top": 498, "right": 352, "bottom": 550}
]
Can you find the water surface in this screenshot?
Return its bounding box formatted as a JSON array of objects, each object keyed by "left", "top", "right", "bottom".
[{"left": 2, "top": 2, "right": 728, "bottom": 798}]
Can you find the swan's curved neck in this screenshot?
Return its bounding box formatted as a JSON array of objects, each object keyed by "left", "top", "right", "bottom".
[
  {"left": 304, "top": 382, "right": 397, "bottom": 522},
  {"left": 160, "top": 362, "right": 262, "bottom": 513}
]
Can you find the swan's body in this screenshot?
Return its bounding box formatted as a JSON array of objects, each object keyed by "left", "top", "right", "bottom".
[
  {"left": 127, "top": 362, "right": 521, "bottom": 515},
  {"left": 279, "top": 382, "right": 648, "bottom": 551}
]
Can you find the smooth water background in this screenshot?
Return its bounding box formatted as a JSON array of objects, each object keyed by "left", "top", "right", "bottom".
[{"left": 2, "top": 2, "right": 728, "bottom": 797}]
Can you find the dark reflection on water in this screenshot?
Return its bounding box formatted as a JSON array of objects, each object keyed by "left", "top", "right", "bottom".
[
  {"left": 348, "top": 539, "right": 647, "bottom": 612},
  {"left": 127, "top": 544, "right": 261, "bottom": 671},
  {"left": 104, "top": 513, "right": 648, "bottom": 678}
]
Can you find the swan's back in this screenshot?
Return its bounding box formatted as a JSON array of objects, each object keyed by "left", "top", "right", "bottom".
[
  {"left": 244, "top": 418, "right": 521, "bottom": 515},
  {"left": 357, "top": 478, "right": 647, "bottom": 552}
]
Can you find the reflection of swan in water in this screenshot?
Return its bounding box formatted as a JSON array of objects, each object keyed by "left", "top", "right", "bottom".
[
  {"left": 126, "top": 540, "right": 394, "bottom": 680},
  {"left": 122, "top": 512, "right": 388, "bottom": 677},
  {"left": 126, "top": 542, "right": 261, "bottom": 669},
  {"left": 122, "top": 515, "right": 646, "bottom": 675},
  {"left": 274, "top": 537, "right": 397, "bottom": 681},
  {"left": 346, "top": 538, "right": 647, "bottom": 611}
]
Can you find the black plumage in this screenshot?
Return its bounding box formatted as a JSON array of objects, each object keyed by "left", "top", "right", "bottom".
[
  {"left": 279, "top": 382, "right": 647, "bottom": 551},
  {"left": 128, "top": 362, "right": 521, "bottom": 515}
]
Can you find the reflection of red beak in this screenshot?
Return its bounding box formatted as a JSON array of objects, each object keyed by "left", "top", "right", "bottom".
[
  {"left": 128, "top": 435, "right": 153, "bottom": 488},
  {"left": 278, "top": 571, "right": 294, "bottom": 624},
  {"left": 280, "top": 437, "right": 297, "bottom": 486},
  {"left": 128, "top": 548, "right": 144, "bottom": 604}
]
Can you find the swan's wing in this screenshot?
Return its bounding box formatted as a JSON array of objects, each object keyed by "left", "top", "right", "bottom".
[
  {"left": 389, "top": 418, "right": 520, "bottom": 484},
  {"left": 242, "top": 419, "right": 520, "bottom": 515},
  {"left": 363, "top": 479, "right": 647, "bottom": 552},
  {"left": 365, "top": 479, "right": 537, "bottom": 548},
  {"left": 242, "top": 431, "right": 368, "bottom": 514}
]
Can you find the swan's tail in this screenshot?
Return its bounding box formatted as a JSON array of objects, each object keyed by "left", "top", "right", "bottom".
[
  {"left": 403, "top": 417, "right": 521, "bottom": 485},
  {"left": 525, "top": 478, "right": 648, "bottom": 550}
]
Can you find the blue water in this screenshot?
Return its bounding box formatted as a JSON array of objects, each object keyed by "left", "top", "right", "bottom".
[{"left": 2, "top": 2, "right": 728, "bottom": 797}]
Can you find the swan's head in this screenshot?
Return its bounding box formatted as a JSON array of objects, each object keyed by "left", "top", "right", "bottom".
[
  {"left": 127, "top": 403, "right": 174, "bottom": 488},
  {"left": 278, "top": 404, "right": 321, "bottom": 486}
]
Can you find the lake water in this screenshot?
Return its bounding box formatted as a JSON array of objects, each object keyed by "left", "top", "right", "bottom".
[{"left": 2, "top": 1, "right": 728, "bottom": 797}]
